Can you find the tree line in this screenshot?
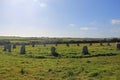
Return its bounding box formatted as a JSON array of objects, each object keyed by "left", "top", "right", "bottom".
[{"left": 0, "top": 38, "right": 120, "bottom": 45}]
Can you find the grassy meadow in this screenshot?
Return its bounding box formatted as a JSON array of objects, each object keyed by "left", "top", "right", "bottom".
[{"left": 0, "top": 43, "right": 120, "bottom": 80}]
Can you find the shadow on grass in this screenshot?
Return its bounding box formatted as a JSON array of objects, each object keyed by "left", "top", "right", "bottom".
[
  {"left": 23, "top": 53, "right": 117, "bottom": 59},
  {"left": 69, "top": 53, "right": 117, "bottom": 58}
]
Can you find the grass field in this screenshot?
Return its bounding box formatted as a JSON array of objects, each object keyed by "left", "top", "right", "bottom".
[{"left": 0, "top": 43, "right": 120, "bottom": 80}]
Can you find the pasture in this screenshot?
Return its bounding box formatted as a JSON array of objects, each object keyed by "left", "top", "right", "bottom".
[{"left": 0, "top": 43, "right": 120, "bottom": 80}]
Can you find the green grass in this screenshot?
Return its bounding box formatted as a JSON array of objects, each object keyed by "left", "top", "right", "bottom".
[{"left": 0, "top": 43, "right": 120, "bottom": 80}]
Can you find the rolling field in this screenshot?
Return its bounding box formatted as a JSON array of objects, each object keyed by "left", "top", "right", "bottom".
[{"left": 0, "top": 43, "right": 120, "bottom": 80}]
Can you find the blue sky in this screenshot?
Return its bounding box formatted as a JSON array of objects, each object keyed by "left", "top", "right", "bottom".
[{"left": 0, "top": 0, "right": 120, "bottom": 38}]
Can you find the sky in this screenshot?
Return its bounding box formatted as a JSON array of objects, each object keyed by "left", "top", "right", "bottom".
[{"left": 0, "top": 0, "right": 120, "bottom": 38}]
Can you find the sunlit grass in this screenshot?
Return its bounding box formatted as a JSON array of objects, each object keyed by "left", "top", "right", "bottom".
[{"left": 0, "top": 43, "right": 120, "bottom": 80}]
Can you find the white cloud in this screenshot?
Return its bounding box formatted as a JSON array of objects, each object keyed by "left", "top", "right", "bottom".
[
  {"left": 33, "top": 0, "right": 38, "bottom": 2},
  {"left": 80, "top": 27, "right": 89, "bottom": 30},
  {"left": 111, "top": 19, "right": 120, "bottom": 24},
  {"left": 33, "top": 0, "right": 47, "bottom": 8},
  {"left": 69, "top": 24, "right": 75, "bottom": 27},
  {"left": 39, "top": 3, "right": 47, "bottom": 8},
  {"left": 5, "top": 0, "right": 28, "bottom": 5},
  {"left": 80, "top": 27, "right": 97, "bottom": 31}
]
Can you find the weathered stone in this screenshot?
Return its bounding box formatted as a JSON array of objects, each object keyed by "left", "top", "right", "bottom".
[
  {"left": 3, "top": 44, "right": 11, "bottom": 52},
  {"left": 66, "top": 43, "right": 69, "bottom": 47},
  {"left": 51, "top": 47, "right": 59, "bottom": 57},
  {"left": 31, "top": 43, "right": 35, "bottom": 47},
  {"left": 116, "top": 43, "right": 120, "bottom": 50},
  {"left": 20, "top": 44, "right": 26, "bottom": 54},
  {"left": 82, "top": 46, "right": 89, "bottom": 55},
  {"left": 13, "top": 44, "right": 16, "bottom": 49},
  {"left": 8, "top": 44, "right": 11, "bottom": 52},
  {"left": 89, "top": 43, "right": 92, "bottom": 46},
  {"left": 51, "top": 47, "right": 55, "bottom": 52},
  {"left": 3, "top": 44, "right": 7, "bottom": 51},
  {"left": 107, "top": 42, "right": 111, "bottom": 46}
]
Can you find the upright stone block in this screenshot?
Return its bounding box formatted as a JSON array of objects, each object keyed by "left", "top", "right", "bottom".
[
  {"left": 66, "top": 43, "right": 69, "bottom": 47},
  {"left": 20, "top": 44, "right": 26, "bottom": 54},
  {"left": 107, "top": 42, "right": 111, "bottom": 46},
  {"left": 116, "top": 43, "right": 120, "bottom": 50},
  {"left": 89, "top": 43, "right": 92, "bottom": 46},
  {"left": 13, "top": 44, "right": 16, "bottom": 49},
  {"left": 82, "top": 46, "right": 89, "bottom": 55},
  {"left": 3, "top": 44, "right": 11, "bottom": 52},
  {"left": 3, "top": 44, "right": 7, "bottom": 51},
  {"left": 31, "top": 43, "right": 35, "bottom": 47},
  {"left": 8, "top": 44, "right": 11, "bottom": 52},
  {"left": 51, "top": 47, "right": 59, "bottom": 57}
]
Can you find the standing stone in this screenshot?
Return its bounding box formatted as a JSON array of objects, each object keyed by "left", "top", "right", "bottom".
[
  {"left": 20, "top": 44, "right": 26, "bottom": 54},
  {"left": 8, "top": 44, "right": 11, "bottom": 52},
  {"left": 82, "top": 46, "right": 89, "bottom": 55},
  {"left": 3, "top": 44, "right": 11, "bottom": 52},
  {"left": 13, "top": 44, "right": 16, "bottom": 49},
  {"left": 51, "top": 47, "right": 59, "bottom": 57},
  {"left": 89, "top": 43, "right": 92, "bottom": 46},
  {"left": 3, "top": 44, "right": 7, "bottom": 51},
  {"left": 116, "top": 43, "right": 120, "bottom": 50},
  {"left": 107, "top": 42, "right": 111, "bottom": 46},
  {"left": 66, "top": 43, "right": 69, "bottom": 47},
  {"left": 31, "top": 43, "right": 35, "bottom": 47}
]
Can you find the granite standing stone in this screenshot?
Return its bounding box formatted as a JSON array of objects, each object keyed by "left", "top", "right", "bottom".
[
  {"left": 8, "top": 44, "right": 11, "bottom": 52},
  {"left": 20, "top": 44, "right": 26, "bottom": 54},
  {"left": 107, "top": 42, "right": 111, "bottom": 46},
  {"left": 89, "top": 43, "right": 92, "bottom": 46},
  {"left": 66, "top": 43, "right": 69, "bottom": 47},
  {"left": 51, "top": 47, "right": 59, "bottom": 57},
  {"left": 13, "top": 44, "right": 16, "bottom": 49},
  {"left": 3, "top": 44, "right": 11, "bottom": 52},
  {"left": 32, "top": 43, "right": 35, "bottom": 47},
  {"left": 3, "top": 44, "right": 7, "bottom": 51},
  {"left": 116, "top": 43, "right": 120, "bottom": 50},
  {"left": 82, "top": 46, "right": 89, "bottom": 55}
]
